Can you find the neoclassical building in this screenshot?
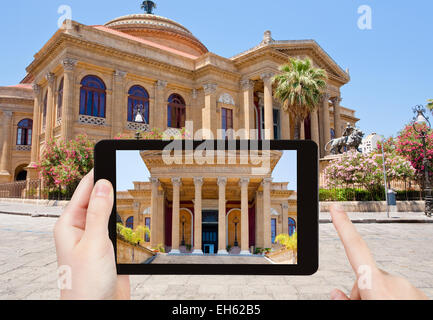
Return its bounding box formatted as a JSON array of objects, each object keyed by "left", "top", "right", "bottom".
[
  {"left": 0, "top": 12, "right": 358, "bottom": 183},
  {"left": 117, "top": 150, "right": 297, "bottom": 255}
]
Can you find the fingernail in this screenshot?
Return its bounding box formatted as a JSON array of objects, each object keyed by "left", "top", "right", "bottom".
[{"left": 94, "top": 180, "right": 112, "bottom": 198}]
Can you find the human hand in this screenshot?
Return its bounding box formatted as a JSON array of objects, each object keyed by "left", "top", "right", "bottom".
[
  {"left": 54, "top": 170, "right": 130, "bottom": 300},
  {"left": 330, "top": 205, "right": 428, "bottom": 300}
]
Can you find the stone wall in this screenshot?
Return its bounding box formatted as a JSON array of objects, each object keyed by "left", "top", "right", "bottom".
[
  {"left": 320, "top": 201, "right": 425, "bottom": 213},
  {"left": 116, "top": 239, "right": 156, "bottom": 264}
]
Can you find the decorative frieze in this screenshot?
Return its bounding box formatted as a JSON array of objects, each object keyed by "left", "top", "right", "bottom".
[{"left": 78, "top": 114, "right": 106, "bottom": 126}]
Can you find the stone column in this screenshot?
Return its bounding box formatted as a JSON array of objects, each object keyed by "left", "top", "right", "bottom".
[
  {"left": 255, "top": 191, "right": 264, "bottom": 248},
  {"left": 261, "top": 73, "right": 274, "bottom": 140},
  {"left": 321, "top": 93, "right": 331, "bottom": 156},
  {"left": 202, "top": 83, "right": 218, "bottom": 139},
  {"left": 280, "top": 109, "right": 291, "bottom": 140},
  {"left": 217, "top": 177, "right": 228, "bottom": 255},
  {"left": 240, "top": 178, "right": 251, "bottom": 255},
  {"left": 111, "top": 70, "right": 127, "bottom": 137},
  {"left": 29, "top": 84, "right": 41, "bottom": 168},
  {"left": 300, "top": 121, "right": 305, "bottom": 140},
  {"left": 154, "top": 80, "right": 167, "bottom": 130},
  {"left": 45, "top": 73, "right": 56, "bottom": 141},
  {"left": 169, "top": 177, "right": 182, "bottom": 254},
  {"left": 262, "top": 178, "right": 272, "bottom": 249},
  {"left": 241, "top": 79, "right": 255, "bottom": 139},
  {"left": 282, "top": 203, "right": 289, "bottom": 235},
  {"left": 0, "top": 111, "right": 13, "bottom": 177},
  {"left": 150, "top": 177, "right": 160, "bottom": 248},
  {"left": 331, "top": 97, "right": 342, "bottom": 138},
  {"left": 61, "top": 59, "right": 77, "bottom": 141},
  {"left": 310, "top": 109, "right": 320, "bottom": 148},
  {"left": 192, "top": 177, "right": 204, "bottom": 255}
]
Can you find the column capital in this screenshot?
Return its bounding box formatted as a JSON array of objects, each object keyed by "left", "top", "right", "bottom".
[
  {"left": 262, "top": 177, "right": 273, "bottom": 186},
  {"left": 321, "top": 92, "right": 330, "bottom": 102},
  {"left": 114, "top": 70, "right": 127, "bottom": 79},
  {"left": 3, "top": 110, "right": 13, "bottom": 119},
  {"left": 156, "top": 80, "right": 168, "bottom": 90},
  {"left": 62, "top": 58, "right": 77, "bottom": 71},
  {"left": 217, "top": 176, "right": 227, "bottom": 187},
  {"left": 239, "top": 177, "right": 250, "bottom": 187},
  {"left": 150, "top": 177, "right": 160, "bottom": 185},
  {"left": 32, "top": 83, "right": 41, "bottom": 95},
  {"left": 203, "top": 83, "right": 217, "bottom": 95},
  {"left": 240, "top": 79, "right": 255, "bottom": 91},
  {"left": 281, "top": 202, "right": 289, "bottom": 210},
  {"left": 171, "top": 177, "right": 182, "bottom": 187},
  {"left": 192, "top": 88, "right": 198, "bottom": 99},
  {"left": 330, "top": 96, "right": 342, "bottom": 104},
  {"left": 260, "top": 72, "right": 274, "bottom": 83},
  {"left": 193, "top": 177, "right": 204, "bottom": 187},
  {"left": 45, "top": 72, "right": 56, "bottom": 85}
]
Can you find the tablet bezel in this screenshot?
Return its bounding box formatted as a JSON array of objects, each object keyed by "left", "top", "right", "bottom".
[{"left": 95, "top": 140, "right": 318, "bottom": 275}]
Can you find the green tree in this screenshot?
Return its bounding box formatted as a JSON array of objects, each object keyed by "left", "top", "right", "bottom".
[
  {"left": 273, "top": 58, "right": 327, "bottom": 139},
  {"left": 427, "top": 99, "right": 433, "bottom": 111}
]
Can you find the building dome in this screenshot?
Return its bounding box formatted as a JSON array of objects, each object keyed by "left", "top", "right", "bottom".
[{"left": 104, "top": 14, "right": 208, "bottom": 57}]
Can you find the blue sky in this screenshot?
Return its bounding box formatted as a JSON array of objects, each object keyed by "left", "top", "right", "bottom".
[
  {"left": 116, "top": 150, "right": 297, "bottom": 191},
  {"left": 1, "top": 0, "right": 432, "bottom": 138}
]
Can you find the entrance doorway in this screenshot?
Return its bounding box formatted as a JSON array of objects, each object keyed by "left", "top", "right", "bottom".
[{"left": 202, "top": 211, "right": 218, "bottom": 254}]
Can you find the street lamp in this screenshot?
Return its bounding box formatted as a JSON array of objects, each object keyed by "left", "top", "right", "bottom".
[
  {"left": 412, "top": 105, "right": 432, "bottom": 217},
  {"left": 233, "top": 216, "right": 240, "bottom": 247},
  {"left": 181, "top": 215, "right": 186, "bottom": 246}
]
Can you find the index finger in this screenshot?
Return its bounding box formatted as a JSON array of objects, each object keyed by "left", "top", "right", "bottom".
[{"left": 330, "top": 205, "right": 377, "bottom": 274}]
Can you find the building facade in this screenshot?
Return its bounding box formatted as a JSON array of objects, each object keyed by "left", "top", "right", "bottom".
[{"left": 0, "top": 13, "right": 359, "bottom": 183}]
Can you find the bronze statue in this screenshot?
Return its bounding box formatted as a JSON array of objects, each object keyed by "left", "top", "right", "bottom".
[{"left": 325, "top": 123, "right": 364, "bottom": 155}]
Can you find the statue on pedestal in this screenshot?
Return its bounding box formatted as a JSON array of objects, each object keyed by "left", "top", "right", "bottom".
[{"left": 325, "top": 123, "right": 364, "bottom": 155}]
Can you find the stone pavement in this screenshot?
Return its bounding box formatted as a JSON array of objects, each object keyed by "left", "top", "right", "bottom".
[{"left": 1, "top": 213, "right": 433, "bottom": 300}]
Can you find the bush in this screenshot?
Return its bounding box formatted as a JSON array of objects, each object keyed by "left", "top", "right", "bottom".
[{"left": 319, "top": 188, "right": 385, "bottom": 201}]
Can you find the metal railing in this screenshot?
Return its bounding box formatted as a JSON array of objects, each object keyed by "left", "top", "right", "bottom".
[{"left": 0, "top": 179, "right": 73, "bottom": 201}]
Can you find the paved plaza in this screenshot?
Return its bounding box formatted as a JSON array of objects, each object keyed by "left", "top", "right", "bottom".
[{"left": 1, "top": 211, "right": 433, "bottom": 300}]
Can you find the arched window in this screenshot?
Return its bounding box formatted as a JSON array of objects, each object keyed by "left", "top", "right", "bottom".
[
  {"left": 42, "top": 91, "right": 47, "bottom": 129},
  {"left": 167, "top": 94, "right": 185, "bottom": 129},
  {"left": 57, "top": 78, "right": 64, "bottom": 120},
  {"left": 127, "top": 85, "right": 149, "bottom": 123},
  {"left": 17, "top": 119, "right": 33, "bottom": 146},
  {"left": 288, "top": 218, "right": 296, "bottom": 237},
  {"left": 79, "top": 75, "right": 106, "bottom": 118},
  {"left": 126, "top": 216, "right": 134, "bottom": 229}
]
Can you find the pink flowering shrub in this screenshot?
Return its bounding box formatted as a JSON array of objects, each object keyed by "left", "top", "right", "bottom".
[
  {"left": 39, "top": 135, "right": 94, "bottom": 190},
  {"left": 395, "top": 124, "right": 433, "bottom": 185},
  {"left": 324, "top": 150, "right": 415, "bottom": 194}
]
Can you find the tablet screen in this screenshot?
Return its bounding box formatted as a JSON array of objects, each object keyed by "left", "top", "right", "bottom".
[{"left": 115, "top": 144, "right": 298, "bottom": 266}]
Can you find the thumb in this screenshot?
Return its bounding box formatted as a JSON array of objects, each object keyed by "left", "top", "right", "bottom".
[{"left": 84, "top": 179, "right": 114, "bottom": 239}]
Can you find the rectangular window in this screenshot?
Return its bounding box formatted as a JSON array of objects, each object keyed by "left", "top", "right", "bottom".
[
  {"left": 271, "top": 218, "right": 277, "bottom": 244},
  {"left": 273, "top": 109, "right": 280, "bottom": 139},
  {"left": 222, "top": 108, "right": 233, "bottom": 139},
  {"left": 145, "top": 218, "right": 151, "bottom": 242}
]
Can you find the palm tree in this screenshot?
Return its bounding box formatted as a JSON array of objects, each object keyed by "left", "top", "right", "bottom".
[
  {"left": 141, "top": 1, "right": 157, "bottom": 14},
  {"left": 273, "top": 58, "right": 327, "bottom": 139}
]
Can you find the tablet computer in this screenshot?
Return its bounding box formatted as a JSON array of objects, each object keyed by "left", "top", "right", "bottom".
[{"left": 95, "top": 140, "right": 318, "bottom": 275}]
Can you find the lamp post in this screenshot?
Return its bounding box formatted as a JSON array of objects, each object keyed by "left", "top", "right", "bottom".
[
  {"left": 181, "top": 215, "right": 186, "bottom": 246},
  {"left": 233, "top": 216, "right": 239, "bottom": 247},
  {"left": 412, "top": 105, "right": 432, "bottom": 217},
  {"left": 380, "top": 136, "right": 390, "bottom": 218}
]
